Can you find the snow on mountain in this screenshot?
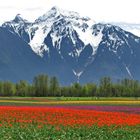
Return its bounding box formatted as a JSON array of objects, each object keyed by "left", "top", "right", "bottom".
[
  {"left": 2, "top": 14, "right": 30, "bottom": 34},
  {"left": 3, "top": 7, "right": 102, "bottom": 57},
  {"left": 28, "top": 24, "right": 50, "bottom": 57},
  {"left": 2, "top": 7, "right": 140, "bottom": 84},
  {"left": 2, "top": 8, "right": 140, "bottom": 59},
  {"left": 29, "top": 6, "right": 98, "bottom": 57},
  {"left": 73, "top": 25, "right": 103, "bottom": 56},
  {"left": 110, "top": 22, "right": 140, "bottom": 37}
]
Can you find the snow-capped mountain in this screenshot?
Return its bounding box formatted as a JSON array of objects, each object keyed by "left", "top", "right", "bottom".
[
  {"left": 110, "top": 22, "right": 140, "bottom": 37},
  {"left": 1, "top": 7, "right": 140, "bottom": 84},
  {"left": 3, "top": 7, "right": 97, "bottom": 57}
]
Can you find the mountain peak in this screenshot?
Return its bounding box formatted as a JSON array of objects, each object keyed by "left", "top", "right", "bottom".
[
  {"left": 35, "top": 6, "right": 61, "bottom": 23},
  {"left": 13, "top": 14, "right": 26, "bottom": 23},
  {"left": 49, "top": 6, "right": 80, "bottom": 17},
  {"left": 50, "top": 6, "right": 60, "bottom": 12},
  {"left": 2, "top": 14, "right": 30, "bottom": 29},
  {"left": 35, "top": 6, "right": 82, "bottom": 23}
]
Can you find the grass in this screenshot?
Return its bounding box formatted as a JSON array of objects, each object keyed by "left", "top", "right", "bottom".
[
  {"left": 0, "top": 96, "right": 139, "bottom": 101},
  {"left": 0, "top": 97, "right": 140, "bottom": 106},
  {"left": 0, "top": 125, "right": 139, "bottom": 140}
]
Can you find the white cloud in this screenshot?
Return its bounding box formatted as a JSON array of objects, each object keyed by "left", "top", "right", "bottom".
[{"left": 0, "top": 0, "right": 140, "bottom": 24}]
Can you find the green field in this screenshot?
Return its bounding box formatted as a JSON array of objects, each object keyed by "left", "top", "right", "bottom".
[
  {"left": 0, "top": 97, "right": 139, "bottom": 101},
  {"left": 0, "top": 125, "right": 140, "bottom": 140},
  {"left": 0, "top": 97, "right": 140, "bottom": 106}
]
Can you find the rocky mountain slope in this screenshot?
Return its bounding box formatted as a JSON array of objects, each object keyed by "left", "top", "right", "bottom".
[{"left": 1, "top": 7, "right": 140, "bottom": 84}]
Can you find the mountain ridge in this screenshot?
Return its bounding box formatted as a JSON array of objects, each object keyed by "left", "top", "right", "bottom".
[{"left": 1, "top": 7, "right": 140, "bottom": 84}]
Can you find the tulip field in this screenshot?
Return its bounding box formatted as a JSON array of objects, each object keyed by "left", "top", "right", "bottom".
[{"left": 0, "top": 97, "right": 140, "bottom": 139}]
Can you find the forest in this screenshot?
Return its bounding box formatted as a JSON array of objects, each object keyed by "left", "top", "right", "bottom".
[{"left": 0, "top": 74, "right": 140, "bottom": 97}]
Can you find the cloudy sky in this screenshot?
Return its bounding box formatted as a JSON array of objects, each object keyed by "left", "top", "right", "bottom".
[{"left": 0, "top": 0, "right": 140, "bottom": 25}]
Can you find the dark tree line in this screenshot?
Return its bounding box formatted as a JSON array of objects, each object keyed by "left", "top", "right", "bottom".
[{"left": 0, "top": 74, "right": 140, "bottom": 97}]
